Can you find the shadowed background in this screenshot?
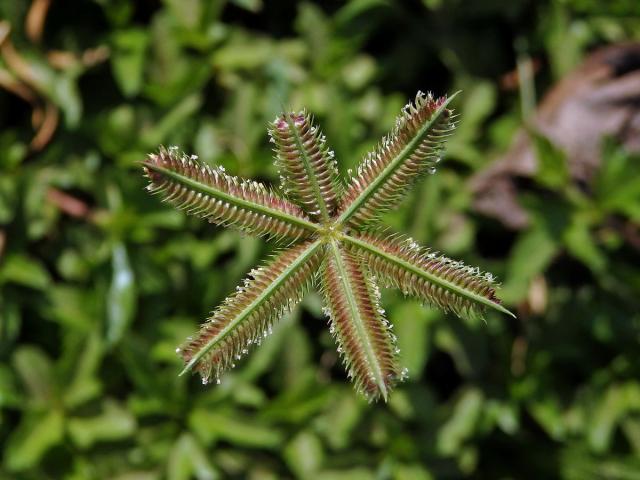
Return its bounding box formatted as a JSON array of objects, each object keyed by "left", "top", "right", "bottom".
[{"left": 1, "top": 1, "right": 640, "bottom": 479}]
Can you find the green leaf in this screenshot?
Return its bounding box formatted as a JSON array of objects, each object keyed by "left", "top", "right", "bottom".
[
  {"left": 15, "top": 52, "right": 82, "bottom": 127},
  {"left": 316, "top": 468, "right": 375, "bottom": 480},
  {"left": 167, "top": 433, "right": 219, "bottom": 480},
  {"left": 391, "top": 303, "right": 436, "bottom": 379},
  {"left": 229, "top": 0, "right": 263, "bottom": 13},
  {"left": 531, "top": 131, "right": 570, "bottom": 189},
  {"left": 46, "top": 286, "right": 99, "bottom": 330},
  {"left": 0, "top": 363, "right": 21, "bottom": 408},
  {"left": 447, "top": 81, "right": 497, "bottom": 165},
  {"left": 529, "top": 395, "right": 567, "bottom": 441},
  {"left": 560, "top": 445, "right": 640, "bottom": 480},
  {"left": 111, "top": 28, "right": 149, "bottom": 97},
  {"left": 437, "top": 388, "right": 484, "bottom": 456},
  {"left": 4, "top": 409, "right": 65, "bottom": 472},
  {"left": 141, "top": 94, "right": 203, "bottom": 147},
  {"left": 394, "top": 463, "right": 435, "bottom": 480},
  {"left": 596, "top": 143, "right": 640, "bottom": 221},
  {"left": 315, "top": 393, "right": 363, "bottom": 450},
  {"left": 284, "top": 430, "right": 325, "bottom": 478},
  {"left": 54, "top": 73, "right": 83, "bottom": 128},
  {"left": 622, "top": 418, "right": 640, "bottom": 455},
  {"left": 106, "top": 243, "right": 137, "bottom": 346},
  {"left": 0, "top": 254, "right": 51, "bottom": 290},
  {"left": 342, "top": 55, "right": 376, "bottom": 90},
  {"left": 0, "top": 297, "right": 21, "bottom": 352},
  {"left": 0, "top": 174, "right": 18, "bottom": 223},
  {"left": 563, "top": 215, "right": 607, "bottom": 273},
  {"left": 588, "top": 382, "right": 640, "bottom": 453},
  {"left": 502, "top": 224, "right": 559, "bottom": 303},
  {"left": 189, "top": 409, "right": 283, "bottom": 448},
  {"left": 63, "top": 331, "right": 104, "bottom": 409},
  {"left": 67, "top": 399, "right": 137, "bottom": 449},
  {"left": 13, "top": 346, "right": 57, "bottom": 406}
]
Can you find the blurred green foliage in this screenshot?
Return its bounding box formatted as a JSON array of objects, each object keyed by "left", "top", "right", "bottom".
[{"left": 1, "top": 1, "right": 640, "bottom": 479}]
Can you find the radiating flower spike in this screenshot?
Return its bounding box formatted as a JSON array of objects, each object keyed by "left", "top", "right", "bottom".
[
  {"left": 319, "top": 242, "right": 401, "bottom": 401},
  {"left": 143, "top": 146, "right": 318, "bottom": 243},
  {"left": 338, "top": 91, "right": 458, "bottom": 230},
  {"left": 178, "top": 240, "right": 324, "bottom": 383},
  {"left": 142, "top": 90, "right": 513, "bottom": 402},
  {"left": 269, "top": 110, "right": 342, "bottom": 222},
  {"left": 344, "top": 231, "right": 514, "bottom": 322}
]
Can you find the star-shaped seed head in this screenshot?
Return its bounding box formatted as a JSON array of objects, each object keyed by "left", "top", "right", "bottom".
[{"left": 142, "top": 90, "right": 514, "bottom": 402}]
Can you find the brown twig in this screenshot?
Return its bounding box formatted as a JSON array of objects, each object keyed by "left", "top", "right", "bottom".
[
  {"left": 46, "top": 187, "right": 92, "bottom": 219},
  {"left": 0, "top": 230, "right": 5, "bottom": 260},
  {"left": 0, "top": 20, "right": 60, "bottom": 151},
  {"left": 0, "top": 68, "right": 38, "bottom": 103},
  {"left": 47, "top": 45, "right": 110, "bottom": 70},
  {"left": 0, "top": 26, "right": 41, "bottom": 90},
  {"left": 511, "top": 336, "right": 528, "bottom": 376},
  {"left": 30, "top": 102, "right": 59, "bottom": 151},
  {"left": 25, "top": 0, "right": 52, "bottom": 44},
  {"left": 500, "top": 58, "right": 541, "bottom": 91}
]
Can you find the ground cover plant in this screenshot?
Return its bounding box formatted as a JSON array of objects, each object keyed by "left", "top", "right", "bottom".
[{"left": 2, "top": 0, "right": 640, "bottom": 478}]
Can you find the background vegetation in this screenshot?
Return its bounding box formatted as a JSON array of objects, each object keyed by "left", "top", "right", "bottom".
[{"left": 1, "top": 0, "right": 640, "bottom": 478}]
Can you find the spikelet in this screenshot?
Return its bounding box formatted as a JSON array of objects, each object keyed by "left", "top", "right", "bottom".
[
  {"left": 346, "top": 232, "right": 505, "bottom": 322},
  {"left": 178, "top": 240, "right": 324, "bottom": 384},
  {"left": 320, "top": 244, "right": 401, "bottom": 401},
  {"left": 143, "top": 147, "right": 316, "bottom": 243},
  {"left": 339, "top": 91, "right": 457, "bottom": 229},
  {"left": 269, "top": 111, "right": 341, "bottom": 222}
]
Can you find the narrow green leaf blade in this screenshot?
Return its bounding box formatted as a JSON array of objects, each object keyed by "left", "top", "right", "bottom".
[
  {"left": 67, "top": 400, "right": 136, "bottom": 449},
  {"left": 4, "top": 410, "right": 64, "bottom": 472},
  {"left": 106, "top": 242, "right": 136, "bottom": 346}
]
